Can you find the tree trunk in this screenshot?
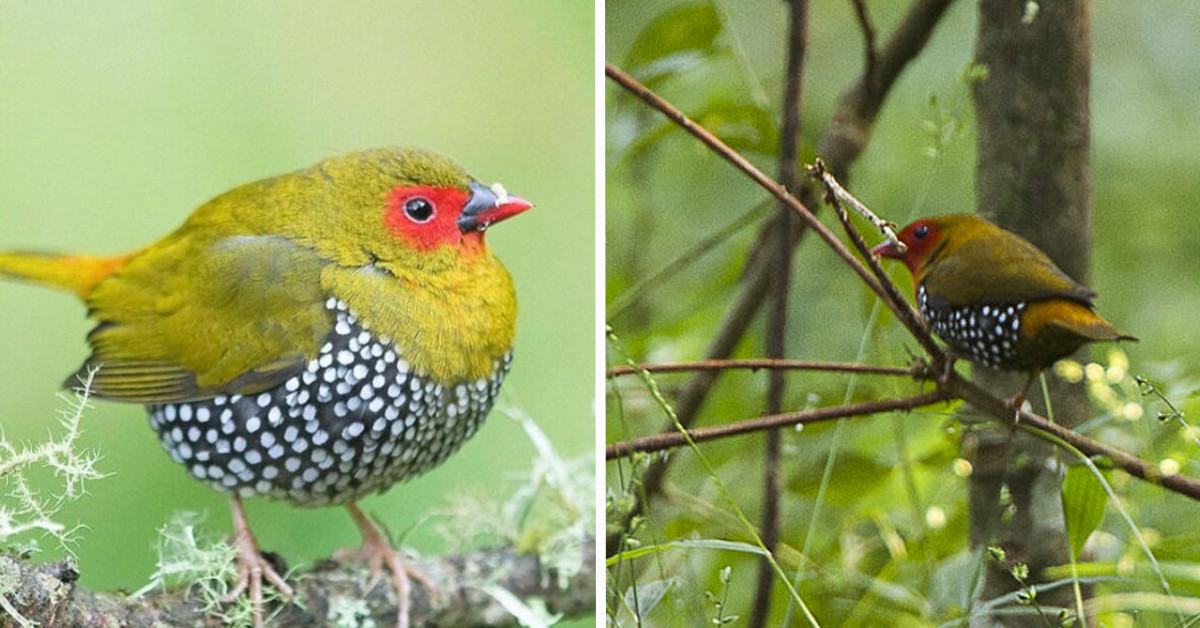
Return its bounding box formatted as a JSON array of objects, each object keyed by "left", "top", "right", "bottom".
[{"left": 970, "top": 0, "right": 1092, "bottom": 625}]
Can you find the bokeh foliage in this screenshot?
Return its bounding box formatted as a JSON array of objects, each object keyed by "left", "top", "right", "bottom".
[
  {"left": 607, "top": 1, "right": 1200, "bottom": 626},
  {"left": 0, "top": 3, "right": 594, "bottom": 625}
]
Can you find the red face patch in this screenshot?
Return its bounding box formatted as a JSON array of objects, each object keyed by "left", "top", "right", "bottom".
[
  {"left": 897, "top": 219, "right": 942, "bottom": 271},
  {"left": 383, "top": 185, "right": 471, "bottom": 251}
]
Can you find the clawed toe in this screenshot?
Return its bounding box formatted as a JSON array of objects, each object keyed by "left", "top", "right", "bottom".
[
  {"left": 341, "top": 502, "right": 437, "bottom": 628},
  {"left": 1003, "top": 393, "right": 1026, "bottom": 425},
  {"left": 226, "top": 496, "right": 293, "bottom": 628}
]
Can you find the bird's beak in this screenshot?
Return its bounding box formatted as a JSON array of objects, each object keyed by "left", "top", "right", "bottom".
[
  {"left": 871, "top": 241, "right": 905, "bottom": 260},
  {"left": 458, "top": 181, "right": 533, "bottom": 233}
]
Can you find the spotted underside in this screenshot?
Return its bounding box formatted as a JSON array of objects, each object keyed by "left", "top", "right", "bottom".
[
  {"left": 148, "top": 298, "right": 511, "bottom": 507},
  {"left": 918, "top": 285, "right": 1025, "bottom": 370}
]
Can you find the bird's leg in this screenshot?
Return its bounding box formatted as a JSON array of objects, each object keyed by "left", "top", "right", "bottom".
[
  {"left": 335, "top": 502, "right": 438, "bottom": 628},
  {"left": 937, "top": 352, "right": 959, "bottom": 387},
  {"left": 224, "top": 495, "right": 294, "bottom": 628},
  {"left": 1003, "top": 370, "right": 1041, "bottom": 425}
]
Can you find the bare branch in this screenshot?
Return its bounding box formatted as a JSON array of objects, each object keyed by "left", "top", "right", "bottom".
[
  {"left": 608, "top": 358, "right": 1200, "bottom": 504},
  {"left": 946, "top": 376, "right": 1200, "bottom": 502},
  {"left": 606, "top": 359, "right": 916, "bottom": 379},
  {"left": 606, "top": 391, "right": 949, "bottom": 459},
  {"left": 851, "top": 0, "right": 878, "bottom": 76},
  {"left": 809, "top": 158, "right": 901, "bottom": 248},
  {"left": 818, "top": 0, "right": 957, "bottom": 176},
  {"left": 755, "top": 1, "right": 810, "bottom": 619},
  {"left": 807, "top": 161, "right": 943, "bottom": 360},
  {"left": 605, "top": 63, "right": 893, "bottom": 323}
]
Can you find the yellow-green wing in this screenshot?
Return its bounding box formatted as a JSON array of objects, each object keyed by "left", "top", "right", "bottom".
[
  {"left": 924, "top": 228, "right": 1096, "bottom": 307},
  {"left": 72, "top": 234, "right": 332, "bottom": 403}
]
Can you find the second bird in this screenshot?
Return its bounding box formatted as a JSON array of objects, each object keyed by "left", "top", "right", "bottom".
[
  {"left": 872, "top": 214, "right": 1135, "bottom": 381},
  {"left": 0, "top": 147, "right": 532, "bottom": 628}
]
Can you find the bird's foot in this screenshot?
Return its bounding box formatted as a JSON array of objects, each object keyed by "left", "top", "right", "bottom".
[
  {"left": 1003, "top": 393, "right": 1028, "bottom": 426},
  {"left": 337, "top": 503, "right": 437, "bottom": 628},
  {"left": 1004, "top": 370, "right": 1041, "bottom": 426},
  {"left": 937, "top": 353, "right": 959, "bottom": 387},
  {"left": 224, "top": 496, "right": 294, "bottom": 628}
]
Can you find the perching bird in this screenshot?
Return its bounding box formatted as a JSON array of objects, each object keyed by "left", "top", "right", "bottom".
[
  {"left": 872, "top": 214, "right": 1135, "bottom": 398},
  {"left": 0, "top": 147, "right": 531, "bottom": 628}
]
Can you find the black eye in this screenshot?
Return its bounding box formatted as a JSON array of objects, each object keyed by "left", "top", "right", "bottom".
[
  {"left": 913, "top": 225, "right": 929, "bottom": 239},
  {"left": 403, "top": 197, "right": 434, "bottom": 223}
]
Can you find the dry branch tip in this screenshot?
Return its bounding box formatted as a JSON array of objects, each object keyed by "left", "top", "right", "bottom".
[{"left": 806, "top": 159, "right": 905, "bottom": 253}]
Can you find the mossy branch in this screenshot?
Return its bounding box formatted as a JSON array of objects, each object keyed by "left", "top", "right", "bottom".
[{"left": 0, "top": 536, "right": 596, "bottom": 628}]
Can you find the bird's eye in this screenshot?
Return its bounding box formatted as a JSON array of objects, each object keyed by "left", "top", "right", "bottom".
[
  {"left": 913, "top": 225, "right": 930, "bottom": 239},
  {"left": 403, "top": 197, "right": 435, "bottom": 223}
]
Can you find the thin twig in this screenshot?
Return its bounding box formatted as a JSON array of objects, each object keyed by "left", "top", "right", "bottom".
[
  {"left": 755, "top": 2, "right": 809, "bottom": 622},
  {"left": 605, "top": 265, "right": 769, "bottom": 557},
  {"left": 808, "top": 161, "right": 942, "bottom": 365},
  {"left": 606, "top": 390, "right": 950, "bottom": 459},
  {"left": 607, "top": 362, "right": 1200, "bottom": 503},
  {"left": 606, "top": 63, "right": 894, "bottom": 307},
  {"left": 946, "top": 376, "right": 1200, "bottom": 501},
  {"left": 817, "top": 0, "right": 957, "bottom": 174},
  {"left": 809, "top": 158, "right": 902, "bottom": 250},
  {"left": 851, "top": 0, "right": 877, "bottom": 77},
  {"left": 606, "top": 359, "right": 916, "bottom": 379}
]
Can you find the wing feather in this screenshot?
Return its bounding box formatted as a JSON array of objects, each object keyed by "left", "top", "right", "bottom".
[
  {"left": 924, "top": 228, "right": 1096, "bottom": 307},
  {"left": 71, "top": 234, "right": 332, "bottom": 403}
]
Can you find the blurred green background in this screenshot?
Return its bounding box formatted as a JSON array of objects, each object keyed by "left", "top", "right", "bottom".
[
  {"left": 0, "top": 0, "right": 594, "bottom": 615},
  {"left": 607, "top": 1, "right": 1200, "bottom": 626}
]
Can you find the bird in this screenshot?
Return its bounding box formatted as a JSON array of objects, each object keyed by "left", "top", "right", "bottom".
[
  {"left": 872, "top": 213, "right": 1135, "bottom": 407},
  {"left": 0, "top": 147, "right": 532, "bottom": 628}
]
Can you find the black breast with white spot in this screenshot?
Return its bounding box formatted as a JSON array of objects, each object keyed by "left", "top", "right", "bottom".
[
  {"left": 147, "top": 298, "right": 511, "bottom": 507},
  {"left": 918, "top": 285, "right": 1025, "bottom": 369}
]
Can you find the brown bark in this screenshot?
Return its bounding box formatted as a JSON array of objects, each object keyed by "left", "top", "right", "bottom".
[
  {"left": 971, "top": 0, "right": 1093, "bottom": 624},
  {"left": 752, "top": 1, "right": 808, "bottom": 624}
]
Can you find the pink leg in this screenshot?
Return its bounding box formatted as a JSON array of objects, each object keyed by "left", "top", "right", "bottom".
[
  {"left": 224, "top": 495, "right": 294, "bottom": 628},
  {"left": 334, "top": 502, "right": 437, "bottom": 628},
  {"left": 1004, "top": 369, "right": 1041, "bottom": 424}
]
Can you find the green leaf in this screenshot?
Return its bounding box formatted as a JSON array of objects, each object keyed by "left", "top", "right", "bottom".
[
  {"left": 606, "top": 538, "right": 767, "bottom": 566},
  {"left": 612, "top": 99, "right": 777, "bottom": 165},
  {"left": 693, "top": 100, "right": 778, "bottom": 155},
  {"left": 625, "top": 2, "right": 724, "bottom": 88},
  {"left": 1061, "top": 461, "right": 1111, "bottom": 560}
]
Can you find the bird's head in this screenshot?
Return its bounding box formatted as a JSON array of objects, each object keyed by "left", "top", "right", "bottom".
[
  {"left": 871, "top": 214, "right": 982, "bottom": 281},
  {"left": 294, "top": 147, "right": 532, "bottom": 272}
]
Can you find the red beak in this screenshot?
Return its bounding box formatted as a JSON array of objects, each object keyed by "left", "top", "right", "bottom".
[
  {"left": 871, "top": 241, "right": 906, "bottom": 260},
  {"left": 477, "top": 196, "right": 533, "bottom": 227},
  {"left": 458, "top": 181, "right": 533, "bottom": 232}
]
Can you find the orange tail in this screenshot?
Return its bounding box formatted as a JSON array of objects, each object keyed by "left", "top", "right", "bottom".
[
  {"left": 1029, "top": 300, "right": 1139, "bottom": 342},
  {"left": 0, "top": 251, "right": 133, "bottom": 298}
]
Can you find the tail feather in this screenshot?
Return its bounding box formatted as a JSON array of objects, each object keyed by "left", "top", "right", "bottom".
[
  {"left": 1050, "top": 314, "right": 1138, "bottom": 343},
  {"left": 0, "top": 252, "right": 133, "bottom": 298}
]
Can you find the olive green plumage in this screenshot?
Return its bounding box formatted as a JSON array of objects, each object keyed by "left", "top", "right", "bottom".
[
  {"left": 895, "top": 214, "right": 1096, "bottom": 307},
  {"left": 874, "top": 213, "right": 1135, "bottom": 371},
  {"left": 0, "top": 147, "right": 519, "bottom": 403}
]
